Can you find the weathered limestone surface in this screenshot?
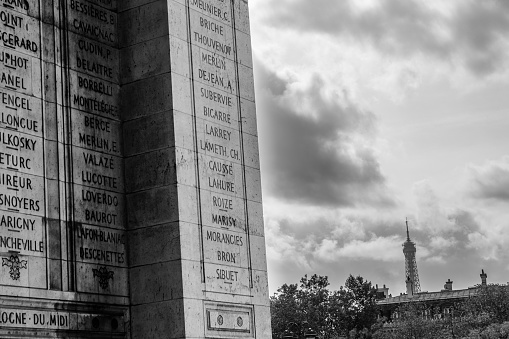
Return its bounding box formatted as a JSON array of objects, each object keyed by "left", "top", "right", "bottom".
[{"left": 0, "top": 0, "right": 270, "bottom": 337}]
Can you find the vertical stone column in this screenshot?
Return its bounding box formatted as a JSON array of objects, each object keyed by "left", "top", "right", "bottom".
[
  {"left": 0, "top": 0, "right": 129, "bottom": 337},
  {"left": 64, "top": 0, "right": 128, "bottom": 297},
  {"left": 0, "top": 0, "right": 47, "bottom": 289},
  {"left": 120, "top": 0, "right": 270, "bottom": 337}
]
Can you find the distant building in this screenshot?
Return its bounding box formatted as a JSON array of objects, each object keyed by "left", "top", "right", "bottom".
[
  {"left": 377, "top": 275, "right": 486, "bottom": 321},
  {"left": 375, "top": 219, "right": 492, "bottom": 322},
  {"left": 403, "top": 219, "right": 421, "bottom": 295}
]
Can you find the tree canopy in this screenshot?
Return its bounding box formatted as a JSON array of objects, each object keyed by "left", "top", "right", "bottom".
[{"left": 270, "top": 274, "right": 379, "bottom": 338}]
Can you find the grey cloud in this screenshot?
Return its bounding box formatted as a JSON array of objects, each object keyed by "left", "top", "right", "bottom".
[
  {"left": 451, "top": 210, "right": 482, "bottom": 240},
  {"left": 467, "top": 158, "right": 509, "bottom": 201},
  {"left": 266, "top": 213, "right": 496, "bottom": 295},
  {"left": 255, "top": 62, "right": 393, "bottom": 207},
  {"left": 264, "top": 0, "right": 509, "bottom": 77}
]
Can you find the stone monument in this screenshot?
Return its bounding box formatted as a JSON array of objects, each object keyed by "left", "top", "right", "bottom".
[{"left": 0, "top": 0, "right": 271, "bottom": 337}]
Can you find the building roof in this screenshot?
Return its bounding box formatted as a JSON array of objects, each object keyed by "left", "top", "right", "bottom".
[{"left": 377, "top": 287, "right": 479, "bottom": 305}]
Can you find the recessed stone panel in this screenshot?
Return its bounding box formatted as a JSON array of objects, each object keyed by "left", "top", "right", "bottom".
[
  {"left": 66, "top": 0, "right": 118, "bottom": 47},
  {"left": 203, "top": 225, "right": 249, "bottom": 268},
  {"left": 72, "top": 146, "right": 124, "bottom": 192},
  {"left": 0, "top": 308, "right": 70, "bottom": 329},
  {"left": 0, "top": 132, "right": 44, "bottom": 177},
  {"left": 200, "top": 189, "right": 246, "bottom": 232},
  {"left": 68, "top": 31, "right": 119, "bottom": 83},
  {"left": 71, "top": 109, "right": 122, "bottom": 156},
  {"left": 70, "top": 92, "right": 120, "bottom": 120},
  {"left": 0, "top": 0, "right": 40, "bottom": 19},
  {"left": 204, "top": 263, "right": 250, "bottom": 295},
  {"left": 0, "top": 254, "right": 46, "bottom": 288},
  {"left": 73, "top": 184, "right": 125, "bottom": 229},
  {"left": 196, "top": 117, "right": 242, "bottom": 164},
  {"left": 194, "top": 82, "right": 239, "bottom": 125},
  {"left": 0, "top": 8, "right": 40, "bottom": 58},
  {"left": 0, "top": 169, "right": 44, "bottom": 217},
  {"left": 204, "top": 302, "right": 254, "bottom": 338},
  {"left": 189, "top": 7, "right": 235, "bottom": 61},
  {"left": 192, "top": 46, "right": 237, "bottom": 95},
  {"left": 188, "top": 0, "right": 232, "bottom": 28},
  {"left": 0, "top": 50, "right": 41, "bottom": 97},
  {"left": 198, "top": 153, "right": 244, "bottom": 198},
  {"left": 0, "top": 89, "right": 42, "bottom": 138},
  {"left": 74, "top": 223, "right": 127, "bottom": 267},
  {"left": 69, "top": 70, "right": 120, "bottom": 117},
  {"left": 76, "top": 262, "right": 128, "bottom": 296},
  {"left": 0, "top": 208, "right": 44, "bottom": 251}
]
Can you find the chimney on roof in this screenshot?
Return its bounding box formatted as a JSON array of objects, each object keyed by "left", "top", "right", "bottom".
[
  {"left": 480, "top": 269, "right": 487, "bottom": 286},
  {"left": 444, "top": 279, "right": 453, "bottom": 291},
  {"left": 376, "top": 284, "right": 389, "bottom": 299}
]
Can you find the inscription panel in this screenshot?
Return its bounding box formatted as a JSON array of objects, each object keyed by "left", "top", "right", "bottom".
[
  {"left": 0, "top": 169, "right": 43, "bottom": 217},
  {"left": 0, "top": 89, "right": 42, "bottom": 138},
  {"left": 189, "top": 0, "right": 232, "bottom": 27},
  {"left": 204, "top": 302, "right": 254, "bottom": 338},
  {"left": 197, "top": 118, "right": 241, "bottom": 165},
  {"left": 75, "top": 224, "right": 126, "bottom": 267},
  {"left": 68, "top": 31, "right": 119, "bottom": 83},
  {"left": 194, "top": 82, "right": 239, "bottom": 121},
  {"left": 73, "top": 184, "right": 125, "bottom": 229},
  {"left": 0, "top": 124, "right": 43, "bottom": 177},
  {"left": 0, "top": 209, "right": 44, "bottom": 257},
  {"left": 0, "top": 308, "right": 69, "bottom": 329},
  {"left": 192, "top": 47, "right": 237, "bottom": 95},
  {"left": 0, "top": 0, "right": 40, "bottom": 19},
  {"left": 203, "top": 226, "right": 248, "bottom": 267},
  {"left": 204, "top": 263, "right": 250, "bottom": 295},
  {"left": 0, "top": 50, "right": 41, "bottom": 97},
  {"left": 71, "top": 110, "right": 122, "bottom": 156},
  {"left": 0, "top": 0, "right": 45, "bottom": 290},
  {"left": 67, "top": 0, "right": 125, "bottom": 296},
  {"left": 0, "top": 8, "right": 40, "bottom": 58},
  {"left": 188, "top": 0, "right": 253, "bottom": 301},
  {"left": 189, "top": 9, "right": 234, "bottom": 61},
  {"left": 69, "top": 70, "right": 120, "bottom": 117},
  {"left": 72, "top": 147, "right": 124, "bottom": 192},
  {"left": 201, "top": 190, "right": 246, "bottom": 232},
  {"left": 199, "top": 154, "right": 243, "bottom": 198},
  {"left": 67, "top": 0, "right": 117, "bottom": 47}
]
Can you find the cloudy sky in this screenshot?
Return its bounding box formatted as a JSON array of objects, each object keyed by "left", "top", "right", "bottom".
[{"left": 248, "top": 0, "right": 509, "bottom": 295}]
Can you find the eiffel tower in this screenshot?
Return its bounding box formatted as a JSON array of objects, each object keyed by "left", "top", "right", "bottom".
[{"left": 403, "top": 218, "right": 421, "bottom": 294}]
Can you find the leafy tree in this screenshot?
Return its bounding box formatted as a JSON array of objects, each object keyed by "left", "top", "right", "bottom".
[
  {"left": 462, "top": 321, "right": 509, "bottom": 339},
  {"left": 270, "top": 274, "right": 380, "bottom": 338},
  {"left": 338, "top": 275, "right": 379, "bottom": 334},
  {"left": 463, "top": 284, "right": 509, "bottom": 325},
  {"left": 456, "top": 284, "right": 509, "bottom": 337},
  {"left": 372, "top": 302, "right": 448, "bottom": 339},
  {"left": 373, "top": 284, "right": 509, "bottom": 339},
  {"left": 270, "top": 274, "right": 337, "bottom": 338}
]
